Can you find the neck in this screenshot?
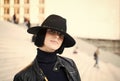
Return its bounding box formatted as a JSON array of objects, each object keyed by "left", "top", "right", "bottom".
[
  {"left": 36, "top": 48, "right": 57, "bottom": 64},
  {"left": 39, "top": 47, "right": 55, "bottom": 53}
]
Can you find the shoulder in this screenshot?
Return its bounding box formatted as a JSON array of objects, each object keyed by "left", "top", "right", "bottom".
[
  {"left": 58, "top": 55, "right": 73, "bottom": 61},
  {"left": 57, "top": 56, "right": 75, "bottom": 66},
  {"left": 13, "top": 63, "right": 35, "bottom": 81}
]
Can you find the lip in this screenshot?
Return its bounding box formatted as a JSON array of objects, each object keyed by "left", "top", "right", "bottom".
[{"left": 50, "top": 40, "right": 58, "bottom": 44}]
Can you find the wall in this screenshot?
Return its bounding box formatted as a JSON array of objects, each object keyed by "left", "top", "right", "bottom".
[{"left": 81, "top": 38, "right": 120, "bottom": 56}]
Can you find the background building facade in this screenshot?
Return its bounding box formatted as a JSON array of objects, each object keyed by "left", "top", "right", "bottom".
[{"left": 0, "top": 0, "right": 45, "bottom": 24}]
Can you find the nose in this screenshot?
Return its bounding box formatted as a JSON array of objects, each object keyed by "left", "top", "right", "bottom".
[{"left": 55, "top": 34, "right": 60, "bottom": 39}]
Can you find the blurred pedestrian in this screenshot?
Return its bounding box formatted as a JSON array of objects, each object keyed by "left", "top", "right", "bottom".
[
  {"left": 13, "top": 14, "right": 81, "bottom": 81},
  {"left": 73, "top": 46, "right": 78, "bottom": 54},
  {"left": 24, "top": 17, "right": 31, "bottom": 29},
  {"left": 13, "top": 14, "right": 17, "bottom": 24},
  {"left": 94, "top": 48, "right": 99, "bottom": 68}
]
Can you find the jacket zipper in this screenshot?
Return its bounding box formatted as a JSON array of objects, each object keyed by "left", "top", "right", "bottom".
[
  {"left": 44, "top": 77, "right": 48, "bottom": 81},
  {"left": 39, "top": 68, "right": 48, "bottom": 81}
]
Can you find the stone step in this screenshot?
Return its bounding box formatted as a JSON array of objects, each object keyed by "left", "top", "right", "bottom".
[{"left": 62, "top": 48, "right": 120, "bottom": 81}]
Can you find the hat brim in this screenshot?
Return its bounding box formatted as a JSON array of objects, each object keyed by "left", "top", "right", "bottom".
[{"left": 27, "top": 26, "right": 76, "bottom": 47}]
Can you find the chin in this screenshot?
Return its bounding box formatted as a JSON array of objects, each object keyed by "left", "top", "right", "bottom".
[{"left": 50, "top": 47, "right": 59, "bottom": 51}]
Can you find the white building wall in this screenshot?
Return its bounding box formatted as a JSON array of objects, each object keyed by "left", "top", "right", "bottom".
[{"left": 30, "top": 0, "right": 39, "bottom": 24}]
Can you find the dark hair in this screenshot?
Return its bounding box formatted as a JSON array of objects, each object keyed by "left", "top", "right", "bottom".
[
  {"left": 55, "top": 42, "right": 64, "bottom": 54},
  {"left": 34, "top": 29, "right": 64, "bottom": 54},
  {"left": 34, "top": 29, "right": 46, "bottom": 47}
]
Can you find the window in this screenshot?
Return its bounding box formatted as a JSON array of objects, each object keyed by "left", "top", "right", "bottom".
[
  {"left": 14, "top": 0, "right": 19, "bottom": 4},
  {"left": 24, "top": 0, "right": 29, "bottom": 4},
  {"left": 4, "top": 7, "right": 9, "bottom": 14},
  {"left": 4, "top": 0, "right": 9, "bottom": 4},
  {"left": 14, "top": 7, "right": 19, "bottom": 14},
  {"left": 24, "top": 8, "right": 29, "bottom": 14},
  {"left": 39, "top": 0, "right": 44, "bottom": 4}
]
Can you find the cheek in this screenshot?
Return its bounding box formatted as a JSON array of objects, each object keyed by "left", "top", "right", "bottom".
[
  {"left": 44, "top": 34, "right": 50, "bottom": 44},
  {"left": 44, "top": 34, "right": 54, "bottom": 46}
]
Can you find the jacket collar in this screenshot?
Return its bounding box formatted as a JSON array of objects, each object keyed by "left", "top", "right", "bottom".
[
  {"left": 53, "top": 56, "right": 65, "bottom": 71},
  {"left": 32, "top": 56, "right": 65, "bottom": 73}
]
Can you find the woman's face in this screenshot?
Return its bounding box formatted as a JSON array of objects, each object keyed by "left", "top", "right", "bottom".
[{"left": 39, "top": 29, "right": 64, "bottom": 52}]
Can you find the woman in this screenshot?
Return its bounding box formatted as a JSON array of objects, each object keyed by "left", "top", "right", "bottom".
[{"left": 13, "top": 14, "right": 81, "bottom": 81}]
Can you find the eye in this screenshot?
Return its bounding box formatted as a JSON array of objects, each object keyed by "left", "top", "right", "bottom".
[
  {"left": 47, "top": 29, "right": 64, "bottom": 39},
  {"left": 57, "top": 32, "right": 64, "bottom": 39}
]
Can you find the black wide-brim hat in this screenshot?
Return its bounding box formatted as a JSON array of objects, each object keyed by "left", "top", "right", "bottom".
[{"left": 27, "top": 14, "right": 76, "bottom": 47}]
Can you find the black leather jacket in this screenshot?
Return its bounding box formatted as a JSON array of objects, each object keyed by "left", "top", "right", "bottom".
[{"left": 13, "top": 56, "right": 81, "bottom": 81}]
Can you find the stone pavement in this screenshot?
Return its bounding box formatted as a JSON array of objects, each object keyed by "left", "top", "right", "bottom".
[{"left": 0, "top": 21, "right": 120, "bottom": 81}]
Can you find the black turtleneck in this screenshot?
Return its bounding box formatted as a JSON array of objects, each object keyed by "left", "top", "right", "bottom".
[{"left": 36, "top": 48, "right": 69, "bottom": 81}]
